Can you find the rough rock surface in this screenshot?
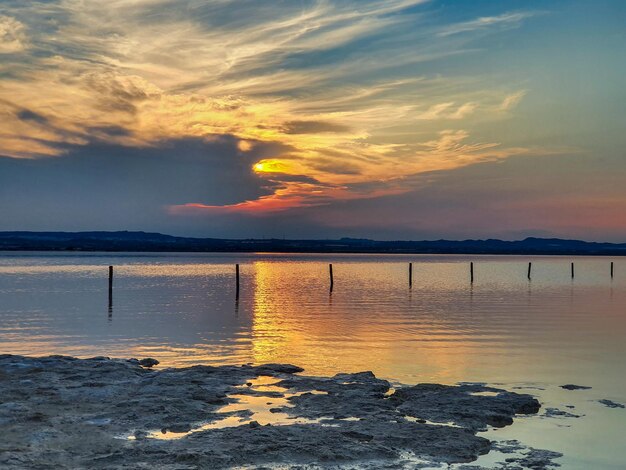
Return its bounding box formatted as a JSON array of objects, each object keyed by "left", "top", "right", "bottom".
[
  {"left": 598, "top": 399, "right": 625, "bottom": 409},
  {"left": 458, "top": 441, "right": 563, "bottom": 469},
  {"left": 542, "top": 407, "right": 581, "bottom": 419},
  {"left": 0, "top": 354, "right": 547, "bottom": 469},
  {"left": 559, "top": 384, "right": 591, "bottom": 390},
  {"left": 138, "top": 358, "right": 160, "bottom": 368}
]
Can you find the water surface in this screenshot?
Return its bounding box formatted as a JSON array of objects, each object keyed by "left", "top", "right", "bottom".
[{"left": 0, "top": 252, "right": 624, "bottom": 468}]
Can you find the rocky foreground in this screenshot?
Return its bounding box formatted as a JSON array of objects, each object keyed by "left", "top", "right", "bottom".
[{"left": 0, "top": 355, "right": 560, "bottom": 469}]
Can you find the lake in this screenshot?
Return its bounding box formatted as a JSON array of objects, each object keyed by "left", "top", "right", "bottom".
[{"left": 0, "top": 252, "right": 624, "bottom": 468}]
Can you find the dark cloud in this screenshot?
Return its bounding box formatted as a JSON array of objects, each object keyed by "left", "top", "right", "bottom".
[
  {"left": 83, "top": 73, "right": 156, "bottom": 114},
  {"left": 16, "top": 109, "right": 49, "bottom": 124},
  {"left": 87, "top": 125, "right": 132, "bottom": 138},
  {"left": 0, "top": 136, "right": 279, "bottom": 233}
]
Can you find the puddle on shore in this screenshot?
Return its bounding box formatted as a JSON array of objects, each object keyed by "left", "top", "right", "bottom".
[
  {"left": 143, "top": 376, "right": 328, "bottom": 440},
  {"left": 403, "top": 415, "right": 461, "bottom": 428},
  {"left": 468, "top": 391, "right": 500, "bottom": 397}
]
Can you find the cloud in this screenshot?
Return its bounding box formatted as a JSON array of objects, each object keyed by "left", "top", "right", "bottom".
[
  {"left": 416, "top": 102, "right": 477, "bottom": 120},
  {"left": 283, "top": 120, "right": 352, "bottom": 134},
  {"left": 437, "top": 12, "right": 537, "bottom": 37},
  {"left": 0, "top": 0, "right": 548, "bottom": 227},
  {"left": 0, "top": 16, "right": 26, "bottom": 53},
  {"left": 499, "top": 90, "right": 527, "bottom": 111},
  {"left": 15, "top": 108, "right": 49, "bottom": 124},
  {"left": 173, "top": 129, "right": 539, "bottom": 215},
  {"left": 83, "top": 72, "right": 161, "bottom": 114},
  {"left": 0, "top": 136, "right": 281, "bottom": 229}
]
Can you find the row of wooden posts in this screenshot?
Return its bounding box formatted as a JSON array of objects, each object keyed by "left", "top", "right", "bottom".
[{"left": 107, "top": 261, "right": 617, "bottom": 301}]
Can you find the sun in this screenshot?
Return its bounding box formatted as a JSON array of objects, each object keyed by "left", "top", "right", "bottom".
[{"left": 252, "top": 159, "right": 296, "bottom": 175}]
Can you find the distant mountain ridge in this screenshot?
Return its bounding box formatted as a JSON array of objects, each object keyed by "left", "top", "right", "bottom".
[{"left": 1, "top": 231, "right": 626, "bottom": 255}]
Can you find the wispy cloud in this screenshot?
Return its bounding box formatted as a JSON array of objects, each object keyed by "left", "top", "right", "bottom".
[
  {"left": 416, "top": 102, "right": 477, "bottom": 120},
  {"left": 499, "top": 90, "right": 527, "bottom": 111},
  {"left": 437, "top": 12, "right": 537, "bottom": 37}
]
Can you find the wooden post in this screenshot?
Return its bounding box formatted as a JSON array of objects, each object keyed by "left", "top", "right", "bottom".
[
  {"left": 409, "top": 262, "right": 413, "bottom": 287},
  {"left": 470, "top": 262, "right": 474, "bottom": 283},
  {"left": 329, "top": 264, "right": 334, "bottom": 292},
  {"left": 571, "top": 262, "right": 575, "bottom": 279},
  {"left": 527, "top": 262, "right": 532, "bottom": 280},
  {"left": 611, "top": 262, "right": 614, "bottom": 279},
  {"left": 235, "top": 264, "right": 240, "bottom": 298},
  {"left": 108, "top": 266, "right": 113, "bottom": 312}
]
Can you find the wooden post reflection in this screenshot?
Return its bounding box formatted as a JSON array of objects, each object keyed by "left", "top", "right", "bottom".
[
  {"left": 236, "top": 264, "right": 240, "bottom": 299},
  {"left": 108, "top": 266, "right": 113, "bottom": 315}
]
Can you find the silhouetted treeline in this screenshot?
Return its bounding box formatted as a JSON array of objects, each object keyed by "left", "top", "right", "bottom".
[{"left": 1, "top": 231, "right": 626, "bottom": 255}]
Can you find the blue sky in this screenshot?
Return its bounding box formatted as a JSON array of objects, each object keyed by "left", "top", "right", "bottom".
[{"left": 1, "top": 0, "right": 625, "bottom": 240}]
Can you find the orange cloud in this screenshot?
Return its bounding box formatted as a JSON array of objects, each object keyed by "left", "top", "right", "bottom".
[{"left": 169, "top": 183, "right": 327, "bottom": 215}]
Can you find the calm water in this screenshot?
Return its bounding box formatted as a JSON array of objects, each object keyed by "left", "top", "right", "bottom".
[{"left": 0, "top": 252, "right": 625, "bottom": 468}]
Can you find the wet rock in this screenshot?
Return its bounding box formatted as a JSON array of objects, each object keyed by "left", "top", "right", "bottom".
[
  {"left": 491, "top": 439, "right": 526, "bottom": 454},
  {"left": 165, "top": 423, "right": 192, "bottom": 433},
  {"left": 0, "top": 354, "right": 553, "bottom": 469},
  {"left": 389, "top": 383, "right": 540, "bottom": 432},
  {"left": 560, "top": 384, "right": 591, "bottom": 390},
  {"left": 504, "top": 448, "right": 563, "bottom": 469},
  {"left": 543, "top": 407, "right": 581, "bottom": 418},
  {"left": 85, "top": 417, "right": 111, "bottom": 426},
  {"left": 255, "top": 363, "right": 304, "bottom": 375},
  {"left": 598, "top": 399, "right": 625, "bottom": 409},
  {"left": 235, "top": 388, "right": 284, "bottom": 398},
  {"left": 341, "top": 430, "right": 374, "bottom": 441},
  {"left": 138, "top": 358, "right": 159, "bottom": 368},
  {"left": 277, "top": 370, "right": 394, "bottom": 422},
  {"left": 190, "top": 390, "right": 226, "bottom": 405},
  {"left": 87, "top": 356, "right": 111, "bottom": 361}
]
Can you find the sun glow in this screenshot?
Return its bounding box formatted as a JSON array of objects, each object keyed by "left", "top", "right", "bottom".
[{"left": 252, "top": 159, "right": 301, "bottom": 175}]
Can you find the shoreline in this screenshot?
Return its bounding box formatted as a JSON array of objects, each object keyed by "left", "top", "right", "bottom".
[{"left": 0, "top": 354, "right": 565, "bottom": 469}]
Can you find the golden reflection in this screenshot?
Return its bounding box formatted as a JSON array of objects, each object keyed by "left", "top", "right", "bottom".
[{"left": 248, "top": 260, "right": 479, "bottom": 382}]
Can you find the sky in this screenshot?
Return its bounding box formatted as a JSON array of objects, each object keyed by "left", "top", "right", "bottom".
[{"left": 1, "top": 0, "right": 625, "bottom": 241}]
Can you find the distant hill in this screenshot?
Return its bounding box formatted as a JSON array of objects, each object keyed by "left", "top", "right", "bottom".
[{"left": 1, "top": 231, "right": 626, "bottom": 255}]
